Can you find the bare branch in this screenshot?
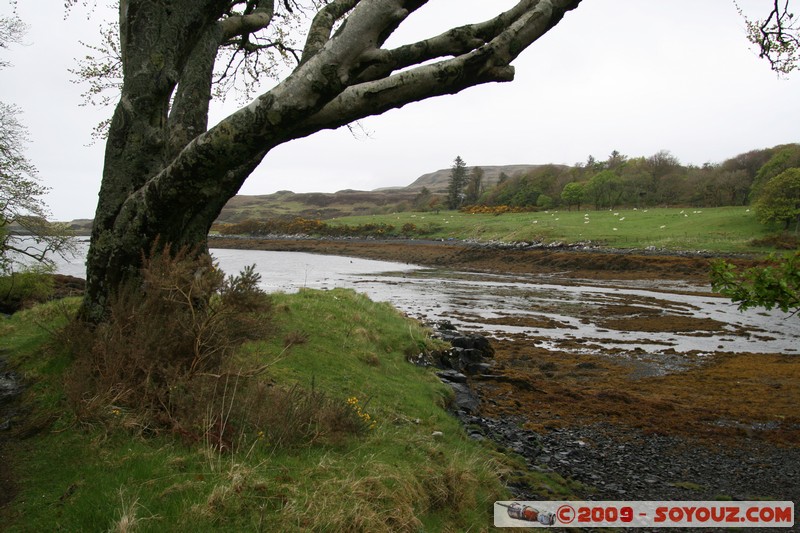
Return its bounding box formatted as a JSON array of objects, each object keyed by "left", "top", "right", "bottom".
[
  {"left": 736, "top": 0, "right": 799, "bottom": 74},
  {"left": 68, "top": 22, "right": 122, "bottom": 107},
  {"left": 0, "top": 15, "right": 28, "bottom": 70}
]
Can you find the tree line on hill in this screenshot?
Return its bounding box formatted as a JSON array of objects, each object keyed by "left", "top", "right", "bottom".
[{"left": 439, "top": 143, "right": 800, "bottom": 231}]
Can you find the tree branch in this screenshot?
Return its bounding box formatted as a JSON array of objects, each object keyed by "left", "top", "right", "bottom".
[
  {"left": 83, "top": 0, "right": 585, "bottom": 319},
  {"left": 737, "top": 0, "right": 799, "bottom": 74},
  {"left": 115, "top": 0, "right": 580, "bottom": 240},
  {"left": 298, "top": 0, "right": 580, "bottom": 135},
  {"left": 168, "top": 23, "right": 225, "bottom": 159},
  {"left": 220, "top": 0, "right": 276, "bottom": 40},
  {"left": 354, "top": 0, "right": 546, "bottom": 83},
  {"left": 300, "top": 0, "right": 362, "bottom": 64}
]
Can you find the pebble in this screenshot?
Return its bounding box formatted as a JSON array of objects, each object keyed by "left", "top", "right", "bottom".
[{"left": 461, "top": 413, "right": 800, "bottom": 505}]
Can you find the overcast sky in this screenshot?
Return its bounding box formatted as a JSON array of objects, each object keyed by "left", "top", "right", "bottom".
[{"left": 1, "top": 1, "right": 799, "bottom": 221}]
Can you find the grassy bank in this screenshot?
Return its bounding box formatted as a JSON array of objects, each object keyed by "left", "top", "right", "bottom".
[
  {"left": 0, "top": 290, "right": 574, "bottom": 531},
  {"left": 328, "top": 206, "right": 773, "bottom": 253}
]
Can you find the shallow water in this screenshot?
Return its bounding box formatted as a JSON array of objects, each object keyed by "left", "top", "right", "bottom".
[
  {"left": 352, "top": 269, "right": 799, "bottom": 355},
  {"left": 51, "top": 242, "right": 799, "bottom": 363}
]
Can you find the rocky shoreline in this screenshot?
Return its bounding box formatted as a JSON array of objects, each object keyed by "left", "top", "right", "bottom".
[
  {"left": 415, "top": 321, "right": 798, "bottom": 531},
  {"left": 210, "top": 234, "right": 755, "bottom": 259}
]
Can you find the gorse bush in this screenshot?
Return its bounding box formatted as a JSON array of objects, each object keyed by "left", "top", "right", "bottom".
[{"left": 63, "top": 244, "right": 274, "bottom": 435}]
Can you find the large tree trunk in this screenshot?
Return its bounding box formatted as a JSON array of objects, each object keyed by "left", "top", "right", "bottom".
[
  {"left": 81, "top": 0, "right": 581, "bottom": 322},
  {"left": 82, "top": 1, "right": 231, "bottom": 320}
]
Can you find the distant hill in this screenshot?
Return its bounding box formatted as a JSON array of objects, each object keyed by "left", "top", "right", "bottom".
[
  {"left": 215, "top": 164, "right": 557, "bottom": 222},
  {"left": 68, "top": 219, "right": 94, "bottom": 233},
  {"left": 216, "top": 188, "right": 420, "bottom": 222},
  {"left": 406, "top": 164, "right": 557, "bottom": 192},
  {"left": 68, "top": 164, "right": 566, "bottom": 226}
]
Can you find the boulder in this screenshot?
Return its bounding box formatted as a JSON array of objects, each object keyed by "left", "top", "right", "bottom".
[{"left": 449, "top": 382, "right": 479, "bottom": 414}]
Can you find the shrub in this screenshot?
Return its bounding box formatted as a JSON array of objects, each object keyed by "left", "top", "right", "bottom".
[
  {"left": 62, "top": 245, "right": 371, "bottom": 450},
  {"left": 537, "top": 194, "right": 554, "bottom": 209},
  {"left": 750, "top": 232, "right": 800, "bottom": 249},
  {"left": 165, "top": 376, "right": 372, "bottom": 451},
  {"left": 0, "top": 263, "right": 55, "bottom": 313},
  {"left": 63, "top": 244, "right": 274, "bottom": 434},
  {"left": 400, "top": 223, "right": 418, "bottom": 236},
  {"left": 238, "top": 385, "right": 373, "bottom": 449}
]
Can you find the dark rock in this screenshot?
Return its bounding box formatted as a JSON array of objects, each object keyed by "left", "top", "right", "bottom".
[
  {"left": 0, "top": 369, "right": 21, "bottom": 406},
  {"left": 528, "top": 423, "right": 800, "bottom": 503},
  {"left": 449, "top": 334, "right": 495, "bottom": 358},
  {"left": 431, "top": 327, "right": 495, "bottom": 375},
  {"left": 435, "top": 321, "right": 457, "bottom": 331},
  {"left": 449, "top": 382, "right": 479, "bottom": 413},
  {"left": 458, "top": 348, "right": 484, "bottom": 365},
  {"left": 406, "top": 352, "right": 433, "bottom": 367},
  {"left": 470, "top": 335, "right": 495, "bottom": 358},
  {"left": 435, "top": 369, "right": 468, "bottom": 383},
  {"left": 464, "top": 362, "right": 492, "bottom": 374},
  {"left": 449, "top": 336, "right": 476, "bottom": 349}
]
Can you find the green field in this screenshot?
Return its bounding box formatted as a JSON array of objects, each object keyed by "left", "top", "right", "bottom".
[
  {"left": 329, "top": 206, "right": 775, "bottom": 253},
  {"left": 0, "top": 291, "right": 578, "bottom": 531}
]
